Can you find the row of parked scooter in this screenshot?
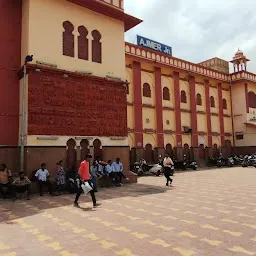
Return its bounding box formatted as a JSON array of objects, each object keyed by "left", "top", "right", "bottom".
[
  {"left": 208, "top": 154, "right": 256, "bottom": 168},
  {"left": 132, "top": 156, "right": 198, "bottom": 176},
  {"left": 132, "top": 153, "right": 256, "bottom": 176}
]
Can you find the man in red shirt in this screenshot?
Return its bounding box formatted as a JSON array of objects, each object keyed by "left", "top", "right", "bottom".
[{"left": 74, "top": 154, "right": 100, "bottom": 208}]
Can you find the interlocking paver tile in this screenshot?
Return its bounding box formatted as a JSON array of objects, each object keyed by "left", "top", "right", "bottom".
[
  {"left": 0, "top": 253, "right": 17, "bottom": 256},
  {"left": 1, "top": 167, "right": 256, "bottom": 255},
  {"left": 228, "top": 246, "right": 255, "bottom": 255},
  {"left": 172, "top": 247, "right": 196, "bottom": 256}
]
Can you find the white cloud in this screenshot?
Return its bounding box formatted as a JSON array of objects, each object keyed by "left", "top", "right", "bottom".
[{"left": 124, "top": 0, "right": 256, "bottom": 72}]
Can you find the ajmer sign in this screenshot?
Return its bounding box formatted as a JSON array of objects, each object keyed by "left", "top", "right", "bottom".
[{"left": 137, "top": 35, "right": 172, "bottom": 56}]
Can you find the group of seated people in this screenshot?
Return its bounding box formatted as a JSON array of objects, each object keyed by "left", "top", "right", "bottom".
[
  {"left": 90, "top": 158, "right": 129, "bottom": 191},
  {"left": 0, "top": 157, "right": 128, "bottom": 200},
  {"left": 0, "top": 164, "right": 31, "bottom": 200}
]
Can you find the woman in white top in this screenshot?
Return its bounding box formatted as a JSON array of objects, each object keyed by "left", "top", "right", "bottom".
[{"left": 163, "top": 154, "right": 174, "bottom": 186}]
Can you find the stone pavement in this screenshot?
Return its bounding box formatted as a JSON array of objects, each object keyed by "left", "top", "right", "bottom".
[{"left": 1, "top": 167, "right": 256, "bottom": 256}]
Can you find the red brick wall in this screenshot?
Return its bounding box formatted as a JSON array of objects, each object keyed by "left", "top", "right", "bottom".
[
  {"left": 27, "top": 70, "right": 127, "bottom": 137},
  {"left": 0, "top": 0, "right": 22, "bottom": 145}
]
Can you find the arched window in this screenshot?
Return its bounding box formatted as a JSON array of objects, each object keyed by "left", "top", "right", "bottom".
[
  {"left": 126, "top": 84, "right": 129, "bottom": 94},
  {"left": 144, "top": 144, "right": 154, "bottom": 163},
  {"left": 210, "top": 96, "right": 215, "bottom": 108},
  {"left": 93, "top": 139, "right": 102, "bottom": 160},
  {"left": 196, "top": 93, "right": 202, "bottom": 106},
  {"left": 143, "top": 83, "right": 151, "bottom": 97},
  {"left": 224, "top": 140, "right": 231, "bottom": 148},
  {"left": 78, "top": 26, "right": 89, "bottom": 60},
  {"left": 181, "top": 90, "right": 187, "bottom": 103},
  {"left": 213, "top": 143, "right": 219, "bottom": 158},
  {"left": 223, "top": 99, "right": 227, "bottom": 110},
  {"left": 183, "top": 143, "right": 190, "bottom": 160},
  {"left": 62, "top": 21, "right": 75, "bottom": 57},
  {"left": 66, "top": 138, "right": 77, "bottom": 168},
  {"left": 80, "top": 139, "right": 89, "bottom": 160},
  {"left": 248, "top": 91, "right": 256, "bottom": 108},
  {"left": 163, "top": 87, "right": 170, "bottom": 100},
  {"left": 165, "top": 144, "right": 173, "bottom": 158},
  {"left": 92, "top": 30, "right": 102, "bottom": 63},
  {"left": 199, "top": 144, "right": 205, "bottom": 159}
]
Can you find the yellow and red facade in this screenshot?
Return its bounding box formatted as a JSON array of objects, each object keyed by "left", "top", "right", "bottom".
[
  {"left": 0, "top": 0, "right": 255, "bottom": 172},
  {"left": 125, "top": 44, "right": 256, "bottom": 161}
]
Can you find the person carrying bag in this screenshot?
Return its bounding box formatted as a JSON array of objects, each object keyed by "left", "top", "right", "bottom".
[
  {"left": 81, "top": 181, "right": 93, "bottom": 194},
  {"left": 163, "top": 154, "right": 174, "bottom": 186},
  {"left": 74, "top": 154, "right": 100, "bottom": 208}
]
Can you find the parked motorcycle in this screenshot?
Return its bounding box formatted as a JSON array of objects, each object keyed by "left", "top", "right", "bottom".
[
  {"left": 66, "top": 167, "right": 79, "bottom": 193},
  {"left": 216, "top": 156, "right": 234, "bottom": 168},
  {"left": 216, "top": 159, "right": 224, "bottom": 167},
  {"left": 174, "top": 159, "right": 197, "bottom": 170},
  {"left": 132, "top": 158, "right": 163, "bottom": 176},
  {"left": 232, "top": 155, "right": 244, "bottom": 165},
  {"left": 148, "top": 163, "right": 163, "bottom": 176},
  {"left": 207, "top": 157, "right": 217, "bottom": 167},
  {"left": 132, "top": 162, "right": 144, "bottom": 176},
  {"left": 242, "top": 154, "right": 256, "bottom": 167},
  {"left": 184, "top": 160, "right": 198, "bottom": 170},
  {"left": 227, "top": 157, "right": 235, "bottom": 167}
]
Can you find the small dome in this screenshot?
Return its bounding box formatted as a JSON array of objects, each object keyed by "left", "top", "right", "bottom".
[
  {"left": 233, "top": 48, "right": 246, "bottom": 60},
  {"left": 235, "top": 48, "right": 243, "bottom": 55}
]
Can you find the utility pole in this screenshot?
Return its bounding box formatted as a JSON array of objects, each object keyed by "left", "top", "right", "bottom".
[{"left": 20, "top": 55, "right": 33, "bottom": 172}]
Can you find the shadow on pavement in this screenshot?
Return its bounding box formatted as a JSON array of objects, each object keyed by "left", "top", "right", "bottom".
[{"left": 0, "top": 182, "right": 169, "bottom": 223}]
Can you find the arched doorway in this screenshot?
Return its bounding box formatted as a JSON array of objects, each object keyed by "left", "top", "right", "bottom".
[
  {"left": 80, "top": 139, "right": 90, "bottom": 161},
  {"left": 144, "top": 144, "right": 154, "bottom": 163},
  {"left": 66, "top": 138, "right": 77, "bottom": 168},
  {"left": 165, "top": 144, "right": 174, "bottom": 158},
  {"left": 93, "top": 139, "right": 102, "bottom": 160},
  {"left": 199, "top": 144, "right": 205, "bottom": 159},
  {"left": 224, "top": 140, "right": 232, "bottom": 148},
  {"left": 224, "top": 139, "right": 232, "bottom": 157},
  {"left": 183, "top": 143, "right": 190, "bottom": 160},
  {"left": 213, "top": 143, "right": 219, "bottom": 158}
]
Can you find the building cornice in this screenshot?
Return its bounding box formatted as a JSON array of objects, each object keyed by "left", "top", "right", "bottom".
[
  {"left": 67, "top": 0, "right": 142, "bottom": 31},
  {"left": 125, "top": 42, "right": 256, "bottom": 84}
]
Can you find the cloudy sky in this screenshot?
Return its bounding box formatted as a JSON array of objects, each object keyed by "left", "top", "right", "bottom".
[{"left": 124, "top": 0, "right": 256, "bottom": 73}]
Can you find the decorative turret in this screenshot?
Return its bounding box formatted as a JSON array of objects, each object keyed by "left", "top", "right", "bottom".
[{"left": 230, "top": 49, "right": 250, "bottom": 72}]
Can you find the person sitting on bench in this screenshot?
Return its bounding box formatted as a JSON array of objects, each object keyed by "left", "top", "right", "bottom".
[
  {"left": 112, "top": 158, "right": 129, "bottom": 186},
  {"left": 35, "top": 163, "right": 53, "bottom": 196},
  {"left": 0, "top": 164, "right": 13, "bottom": 199},
  {"left": 12, "top": 171, "right": 31, "bottom": 200}
]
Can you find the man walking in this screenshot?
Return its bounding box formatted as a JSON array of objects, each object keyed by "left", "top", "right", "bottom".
[
  {"left": 74, "top": 154, "right": 100, "bottom": 208},
  {"left": 163, "top": 154, "right": 174, "bottom": 186}
]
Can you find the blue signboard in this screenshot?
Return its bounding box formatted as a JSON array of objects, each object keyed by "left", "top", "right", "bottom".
[{"left": 137, "top": 35, "right": 172, "bottom": 56}]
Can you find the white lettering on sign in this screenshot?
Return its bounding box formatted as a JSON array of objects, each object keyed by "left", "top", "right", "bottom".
[
  {"left": 164, "top": 46, "right": 171, "bottom": 55},
  {"left": 137, "top": 35, "right": 172, "bottom": 56},
  {"left": 139, "top": 38, "right": 162, "bottom": 51}
]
